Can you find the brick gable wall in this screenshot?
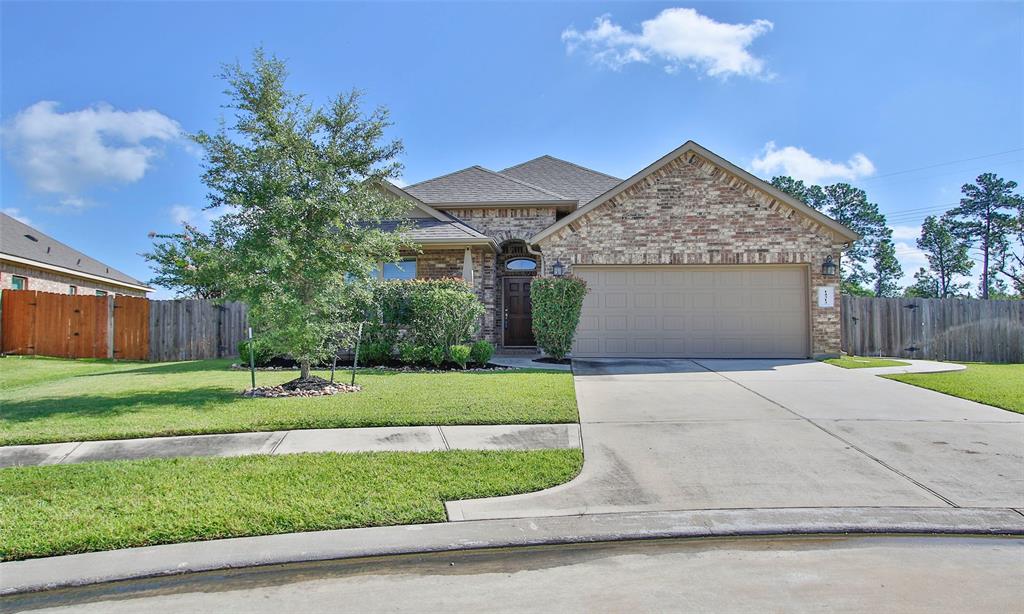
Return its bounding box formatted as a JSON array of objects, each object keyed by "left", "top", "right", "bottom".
[{"left": 536, "top": 152, "right": 843, "bottom": 356}]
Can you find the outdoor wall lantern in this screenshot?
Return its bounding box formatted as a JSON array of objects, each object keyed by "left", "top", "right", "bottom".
[
  {"left": 551, "top": 259, "right": 565, "bottom": 277},
  {"left": 821, "top": 255, "right": 837, "bottom": 277}
]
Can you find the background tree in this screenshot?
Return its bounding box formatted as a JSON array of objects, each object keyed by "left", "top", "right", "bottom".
[
  {"left": 992, "top": 185, "right": 1024, "bottom": 295},
  {"left": 945, "top": 173, "right": 1017, "bottom": 299},
  {"left": 904, "top": 268, "right": 940, "bottom": 298},
  {"left": 164, "top": 49, "right": 410, "bottom": 381},
  {"left": 915, "top": 215, "right": 972, "bottom": 298},
  {"left": 772, "top": 177, "right": 888, "bottom": 295},
  {"left": 872, "top": 234, "right": 902, "bottom": 297},
  {"left": 144, "top": 224, "right": 228, "bottom": 299}
]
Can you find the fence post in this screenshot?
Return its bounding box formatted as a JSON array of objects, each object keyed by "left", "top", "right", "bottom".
[{"left": 106, "top": 294, "right": 115, "bottom": 360}]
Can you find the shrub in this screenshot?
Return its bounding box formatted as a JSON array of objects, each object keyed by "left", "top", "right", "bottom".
[
  {"left": 408, "top": 285, "right": 484, "bottom": 350},
  {"left": 357, "top": 341, "right": 392, "bottom": 366},
  {"left": 531, "top": 275, "right": 589, "bottom": 361},
  {"left": 237, "top": 337, "right": 276, "bottom": 367},
  {"left": 397, "top": 342, "right": 424, "bottom": 365},
  {"left": 427, "top": 346, "right": 446, "bottom": 368},
  {"left": 449, "top": 344, "right": 471, "bottom": 369},
  {"left": 470, "top": 340, "right": 494, "bottom": 365}
]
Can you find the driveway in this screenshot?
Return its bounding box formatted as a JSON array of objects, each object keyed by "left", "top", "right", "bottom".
[{"left": 447, "top": 359, "right": 1024, "bottom": 520}]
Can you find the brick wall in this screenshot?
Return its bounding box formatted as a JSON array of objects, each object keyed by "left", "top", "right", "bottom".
[
  {"left": 0, "top": 262, "right": 147, "bottom": 297},
  {"left": 536, "top": 152, "right": 844, "bottom": 357},
  {"left": 441, "top": 207, "right": 557, "bottom": 244}
]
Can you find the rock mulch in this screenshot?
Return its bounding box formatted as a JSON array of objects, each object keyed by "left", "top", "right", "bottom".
[{"left": 242, "top": 376, "right": 361, "bottom": 398}]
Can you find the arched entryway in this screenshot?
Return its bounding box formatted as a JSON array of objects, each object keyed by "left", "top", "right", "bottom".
[{"left": 497, "top": 241, "right": 538, "bottom": 348}]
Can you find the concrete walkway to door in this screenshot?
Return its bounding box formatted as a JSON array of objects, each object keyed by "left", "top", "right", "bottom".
[{"left": 447, "top": 359, "right": 1024, "bottom": 520}]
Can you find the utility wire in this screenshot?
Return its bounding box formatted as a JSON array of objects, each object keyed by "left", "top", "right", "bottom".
[{"left": 858, "top": 148, "right": 1024, "bottom": 183}]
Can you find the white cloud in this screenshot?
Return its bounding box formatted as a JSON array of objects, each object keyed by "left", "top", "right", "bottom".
[
  {"left": 890, "top": 225, "right": 922, "bottom": 242},
  {"left": 169, "top": 204, "right": 220, "bottom": 229},
  {"left": 2, "top": 101, "right": 181, "bottom": 195},
  {"left": 41, "top": 195, "right": 91, "bottom": 214},
  {"left": 1, "top": 207, "right": 32, "bottom": 225},
  {"left": 750, "top": 142, "right": 876, "bottom": 184},
  {"left": 562, "top": 8, "right": 774, "bottom": 79}
]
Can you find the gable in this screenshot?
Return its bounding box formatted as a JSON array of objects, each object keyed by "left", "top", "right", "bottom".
[{"left": 531, "top": 141, "right": 859, "bottom": 245}]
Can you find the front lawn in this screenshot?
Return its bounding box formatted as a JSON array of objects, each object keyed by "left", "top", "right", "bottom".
[
  {"left": 0, "top": 357, "right": 578, "bottom": 446},
  {"left": 0, "top": 449, "right": 583, "bottom": 560},
  {"left": 883, "top": 363, "right": 1024, "bottom": 414},
  {"left": 824, "top": 356, "right": 911, "bottom": 369}
]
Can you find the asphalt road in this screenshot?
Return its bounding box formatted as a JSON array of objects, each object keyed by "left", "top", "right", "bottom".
[{"left": 7, "top": 535, "right": 1023, "bottom": 613}]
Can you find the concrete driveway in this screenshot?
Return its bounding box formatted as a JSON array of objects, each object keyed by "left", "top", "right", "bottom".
[{"left": 448, "top": 359, "right": 1024, "bottom": 520}]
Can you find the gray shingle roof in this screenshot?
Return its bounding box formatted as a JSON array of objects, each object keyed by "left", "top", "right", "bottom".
[
  {"left": 379, "top": 217, "right": 490, "bottom": 242},
  {"left": 404, "top": 166, "right": 572, "bottom": 204},
  {"left": 500, "top": 155, "right": 622, "bottom": 204},
  {"left": 0, "top": 212, "right": 148, "bottom": 288}
]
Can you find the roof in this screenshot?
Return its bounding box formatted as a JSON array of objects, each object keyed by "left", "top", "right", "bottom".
[
  {"left": 530, "top": 141, "right": 861, "bottom": 245},
  {"left": 403, "top": 166, "right": 575, "bottom": 206},
  {"left": 500, "top": 155, "right": 621, "bottom": 204},
  {"left": 0, "top": 212, "right": 153, "bottom": 291},
  {"left": 379, "top": 218, "right": 493, "bottom": 244}
]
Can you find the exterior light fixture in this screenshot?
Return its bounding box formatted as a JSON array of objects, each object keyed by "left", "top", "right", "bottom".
[
  {"left": 551, "top": 259, "right": 565, "bottom": 277},
  {"left": 822, "top": 255, "right": 837, "bottom": 277}
]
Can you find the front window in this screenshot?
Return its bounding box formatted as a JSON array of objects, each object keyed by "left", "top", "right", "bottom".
[
  {"left": 95, "top": 290, "right": 107, "bottom": 297},
  {"left": 11, "top": 276, "right": 27, "bottom": 290},
  {"left": 382, "top": 259, "right": 416, "bottom": 280},
  {"left": 69, "top": 285, "right": 77, "bottom": 295}
]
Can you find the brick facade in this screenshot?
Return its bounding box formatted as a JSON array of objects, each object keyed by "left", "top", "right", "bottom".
[
  {"left": 441, "top": 207, "right": 557, "bottom": 243},
  {"left": 0, "top": 262, "right": 147, "bottom": 297},
  {"left": 535, "top": 152, "right": 844, "bottom": 357}
]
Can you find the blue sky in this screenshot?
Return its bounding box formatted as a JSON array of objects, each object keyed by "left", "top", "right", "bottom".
[{"left": 2, "top": 2, "right": 1022, "bottom": 297}]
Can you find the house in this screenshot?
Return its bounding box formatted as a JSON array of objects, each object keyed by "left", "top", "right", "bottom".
[
  {"left": 382, "top": 141, "right": 858, "bottom": 359},
  {"left": 0, "top": 213, "right": 152, "bottom": 297}
]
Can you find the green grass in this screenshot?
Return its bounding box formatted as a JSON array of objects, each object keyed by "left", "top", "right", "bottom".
[
  {"left": 824, "top": 356, "right": 911, "bottom": 369},
  {"left": 883, "top": 363, "right": 1024, "bottom": 414},
  {"left": 0, "top": 449, "right": 583, "bottom": 561},
  {"left": 0, "top": 357, "right": 578, "bottom": 446}
]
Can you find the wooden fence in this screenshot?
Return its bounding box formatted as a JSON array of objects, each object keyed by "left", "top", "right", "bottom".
[
  {"left": 842, "top": 296, "right": 1024, "bottom": 363},
  {"left": 1, "top": 290, "right": 248, "bottom": 362}
]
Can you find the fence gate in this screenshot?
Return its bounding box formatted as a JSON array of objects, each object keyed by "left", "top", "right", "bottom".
[
  {"left": 1, "top": 290, "right": 109, "bottom": 359},
  {"left": 113, "top": 295, "right": 150, "bottom": 360}
]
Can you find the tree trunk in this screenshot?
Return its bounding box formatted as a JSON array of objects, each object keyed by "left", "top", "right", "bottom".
[{"left": 300, "top": 359, "right": 311, "bottom": 379}]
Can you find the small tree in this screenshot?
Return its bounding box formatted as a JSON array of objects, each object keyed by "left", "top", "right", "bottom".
[
  {"left": 172, "top": 49, "right": 410, "bottom": 380},
  {"left": 916, "top": 215, "right": 972, "bottom": 298},
  {"left": 904, "top": 268, "right": 940, "bottom": 298},
  {"left": 872, "top": 235, "right": 902, "bottom": 297},
  {"left": 531, "top": 276, "right": 588, "bottom": 361},
  {"left": 144, "top": 224, "right": 229, "bottom": 299}
]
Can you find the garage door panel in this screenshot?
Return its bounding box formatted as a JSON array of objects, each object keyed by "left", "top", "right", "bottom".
[{"left": 572, "top": 266, "right": 808, "bottom": 359}]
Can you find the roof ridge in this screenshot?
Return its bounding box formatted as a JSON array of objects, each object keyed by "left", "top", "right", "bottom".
[
  {"left": 480, "top": 167, "right": 572, "bottom": 200},
  {"left": 404, "top": 165, "right": 489, "bottom": 190},
  {"left": 501, "top": 154, "right": 622, "bottom": 182}
]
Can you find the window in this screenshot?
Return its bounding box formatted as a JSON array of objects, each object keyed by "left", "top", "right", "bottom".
[
  {"left": 69, "top": 285, "right": 77, "bottom": 295},
  {"left": 382, "top": 259, "right": 416, "bottom": 280},
  {"left": 95, "top": 290, "right": 108, "bottom": 297},
  {"left": 11, "top": 275, "right": 27, "bottom": 290},
  {"left": 505, "top": 258, "right": 537, "bottom": 272}
]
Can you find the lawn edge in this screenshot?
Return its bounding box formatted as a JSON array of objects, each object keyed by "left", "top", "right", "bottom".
[{"left": 880, "top": 372, "right": 1024, "bottom": 415}]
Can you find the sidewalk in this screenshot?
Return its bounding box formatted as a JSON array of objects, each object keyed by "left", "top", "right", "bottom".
[{"left": 0, "top": 423, "right": 581, "bottom": 468}]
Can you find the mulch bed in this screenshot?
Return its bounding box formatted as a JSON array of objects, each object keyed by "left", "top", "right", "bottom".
[
  {"left": 242, "top": 375, "right": 361, "bottom": 398},
  {"left": 532, "top": 357, "right": 572, "bottom": 365},
  {"left": 231, "top": 360, "right": 509, "bottom": 373}
]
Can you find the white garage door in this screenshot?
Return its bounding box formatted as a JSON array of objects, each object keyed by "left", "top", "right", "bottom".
[{"left": 573, "top": 266, "right": 809, "bottom": 359}]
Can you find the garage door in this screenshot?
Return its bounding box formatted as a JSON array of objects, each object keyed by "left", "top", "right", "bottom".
[{"left": 573, "top": 266, "right": 809, "bottom": 358}]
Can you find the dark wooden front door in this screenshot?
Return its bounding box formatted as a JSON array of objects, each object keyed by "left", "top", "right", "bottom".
[{"left": 503, "top": 277, "right": 534, "bottom": 347}]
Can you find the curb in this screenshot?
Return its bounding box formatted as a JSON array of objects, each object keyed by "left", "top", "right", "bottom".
[{"left": 4, "top": 506, "right": 1023, "bottom": 596}]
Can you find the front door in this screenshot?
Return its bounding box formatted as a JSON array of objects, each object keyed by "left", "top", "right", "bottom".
[{"left": 503, "top": 277, "right": 534, "bottom": 347}]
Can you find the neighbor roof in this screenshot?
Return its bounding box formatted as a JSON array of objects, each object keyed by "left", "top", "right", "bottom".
[
  {"left": 500, "top": 155, "right": 621, "bottom": 204},
  {"left": 0, "top": 212, "right": 152, "bottom": 291},
  {"left": 403, "top": 166, "right": 575, "bottom": 206},
  {"left": 530, "top": 141, "right": 860, "bottom": 245}
]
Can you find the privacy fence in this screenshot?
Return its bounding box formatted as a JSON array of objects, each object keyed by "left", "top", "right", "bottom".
[
  {"left": 841, "top": 296, "right": 1024, "bottom": 363},
  {"left": 0, "top": 290, "right": 248, "bottom": 362}
]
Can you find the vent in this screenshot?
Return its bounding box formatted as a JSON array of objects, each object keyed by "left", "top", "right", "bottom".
[{"left": 24, "top": 234, "right": 38, "bottom": 242}]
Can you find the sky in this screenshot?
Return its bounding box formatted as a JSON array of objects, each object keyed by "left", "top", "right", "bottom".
[{"left": 2, "top": 1, "right": 1022, "bottom": 298}]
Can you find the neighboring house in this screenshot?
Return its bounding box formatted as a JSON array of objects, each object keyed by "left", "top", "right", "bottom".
[
  {"left": 382, "top": 140, "right": 858, "bottom": 359},
  {"left": 0, "top": 213, "right": 152, "bottom": 297}
]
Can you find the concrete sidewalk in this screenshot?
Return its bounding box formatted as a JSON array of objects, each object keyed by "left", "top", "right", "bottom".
[{"left": 0, "top": 423, "right": 581, "bottom": 468}]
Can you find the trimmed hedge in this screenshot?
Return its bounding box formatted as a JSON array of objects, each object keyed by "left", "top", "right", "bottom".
[
  {"left": 362, "top": 278, "right": 485, "bottom": 365},
  {"left": 531, "top": 276, "right": 588, "bottom": 361}
]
